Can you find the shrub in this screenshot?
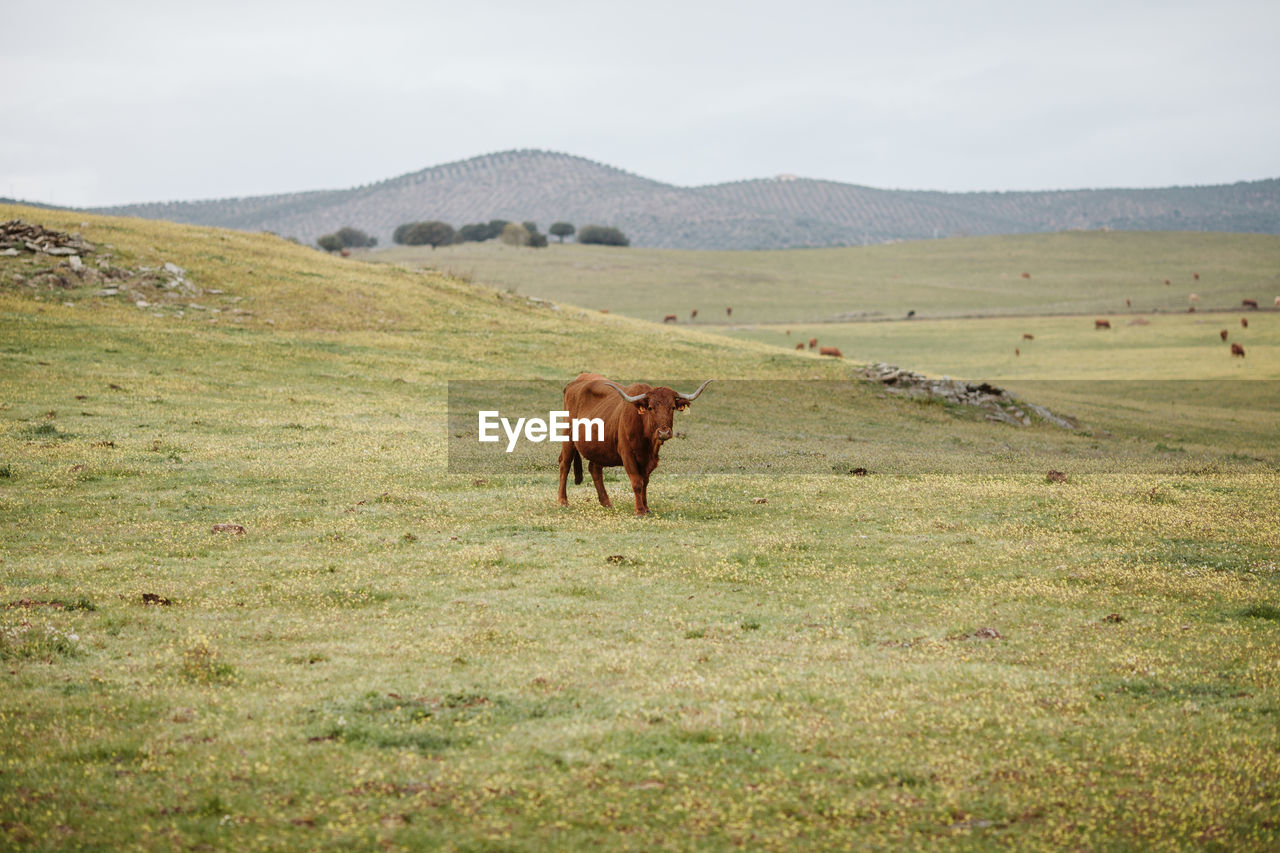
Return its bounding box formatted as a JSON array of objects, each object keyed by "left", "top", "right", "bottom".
[
  {"left": 400, "top": 221, "right": 456, "bottom": 248},
  {"left": 578, "top": 225, "right": 629, "bottom": 247},
  {"left": 334, "top": 226, "right": 376, "bottom": 248},
  {"left": 316, "top": 234, "right": 343, "bottom": 252},
  {"left": 500, "top": 223, "right": 530, "bottom": 247},
  {"left": 457, "top": 223, "right": 492, "bottom": 243}
]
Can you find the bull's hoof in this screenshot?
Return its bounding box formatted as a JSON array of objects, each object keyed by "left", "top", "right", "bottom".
[{"left": 557, "top": 497, "right": 569, "bottom": 507}]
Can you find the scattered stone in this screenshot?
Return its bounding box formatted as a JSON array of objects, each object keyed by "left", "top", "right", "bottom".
[
  {"left": 973, "top": 626, "right": 1003, "bottom": 640},
  {"left": 751, "top": 497, "right": 768, "bottom": 504},
  {"left": 141, "top": 592, "right": 172, "bottom": 606},
  {"left": 849, "top": 467, "right": 869, "bottom": 476},
  {"left": 861, "top": 363, "right": 1077, "bottom": 429},
  {"left": 211, "top": 523, "right": 246, "bottom": 535},
  {"left": 605, "top": 554, "right": 628, "bottom": 564},
  {"left": 1103, "top": 613, "right": 1125, "bottom": 623},
  {"left": 1046, "top": 470, "right": 1068, "bottom": 483}
]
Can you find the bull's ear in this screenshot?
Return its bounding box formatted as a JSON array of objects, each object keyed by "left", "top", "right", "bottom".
[
  {"left": 674, "top": 398, "right": 690, "bottom": 411},
  {"left": 634, "top": 396, "right": 650, "bottom": 414}
]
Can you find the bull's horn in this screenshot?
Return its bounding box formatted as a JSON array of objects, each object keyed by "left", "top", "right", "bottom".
[
  {"left": 602, "top": 381, "right": 647, "bottom": 403},
  {"left": 676, "top": 379, "right": 713, "bottom": 401}
]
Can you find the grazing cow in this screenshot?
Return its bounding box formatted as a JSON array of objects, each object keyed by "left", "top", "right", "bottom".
[
  {"left": 1188, "top": 306, "right": 1196, "bottom": 313},
  {"left": 1193, "top": 272, "right": 1200, "bottom": 280},
  {"left": 663, "top": 314, "right": 677, "bottom": 324},
  {"left": 726, "top": 306, "right": 732, "bottom": 317},
  {"left": 1275, "top": 296, "right": 1280, "bottom": 307},
  {"left": 1021, "top": 272, "right": 1031, "bottom": 279},
  {"left": 1242, "top": 299, "right": 1258, "bottom": 309},
  {"left": 795, "top": 343, "right": 804, "bottom": 350},
  {"left": 1241, "top": 317, "right": 1249, "bottom": 328},
  {"left": 1189, "top": 293, "right": 1199, "bottom": 303},
  {"left": 819, "top": 346, "right": 842, "bottom": 358},
  {"left": 1015, "top": 348, "right": 1020, "bottom": 357},
  {"left": 1095, "top": 319, "right": 1111, "bottom": 329},
  {"left": 907, "top": 310, "right": 916, "bottom": 318},
  {"left": 557, "top": 374, "right": 712, "bottom": 516},
  {"left": 690, "top": 309, "right": 698, "bottom": 320},
  {"left": 340, "top": 249, "right": 351, "bottom": 258},
  {"left": 808, "top": 337, "right": 818, "bottom": 350},
  {"left": 1126, "top": 299, "right": 1131, "bottom": 307},
  {"left": 1022, "top": 333, "right": 1034, "bottom": 340},
  {"left": 600, "top": 309, "right": 609, "bottom": 314},
  {"left": 1220, "top": 329, "right": 1229, "bottom": 341},
  {"left": 1231, "top": 343, "right": 1245, "bottom": 357},
  {"left": 785, "top": 329, "right": 791, "bottom": 336},
  {"left": 1164, "top": 279, "right": 1170, "bottom": 286}
]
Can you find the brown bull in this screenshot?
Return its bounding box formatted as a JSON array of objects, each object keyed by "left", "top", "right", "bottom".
[
  {"left": 663, "top": 314, "right": 677, "bottom": 323},
  {"left": 819, "top": 346, "right": 843, "bottom": 357},
  {"left": 1231, "top": 343, "right": 1246, "bottom": 357},
  {"left": 808, "top": 337, "right": 818, "bottom": 350},
  {"left": 557, "top": 374, "right": 712, "bottom": 516},
  {"left": 1095, "top": 319, "right": 1111, "bottom": 329}
]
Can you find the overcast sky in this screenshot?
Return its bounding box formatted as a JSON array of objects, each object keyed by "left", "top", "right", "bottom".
[{"left": 3, "top": 0, "right": 1278, "bottom": 207}]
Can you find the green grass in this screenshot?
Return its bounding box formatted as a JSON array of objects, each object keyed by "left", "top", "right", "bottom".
[
  {"left": 2, "top": 205, "right": 1279, "bottom": 850},
  {"left": 377, "top": 230, "right": 1280, "bottom": 324}
]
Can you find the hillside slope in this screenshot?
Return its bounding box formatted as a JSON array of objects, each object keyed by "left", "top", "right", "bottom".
[{"left": 89, "top": 150, "right": 1280, "bottom": 250}]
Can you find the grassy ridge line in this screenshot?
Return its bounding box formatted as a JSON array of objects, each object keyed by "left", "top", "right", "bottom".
[{"left": 378, "top": 230, "right": 1280, "bottom": 325}]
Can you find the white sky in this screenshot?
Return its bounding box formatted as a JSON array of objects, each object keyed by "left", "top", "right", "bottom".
[{"left": 3, "top": 0, "right": 1278, "bottom": 207}]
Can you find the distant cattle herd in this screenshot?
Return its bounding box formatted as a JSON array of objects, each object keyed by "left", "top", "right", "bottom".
[{"left": 641, "top": 273, "right": 1268, "bottom": 366}]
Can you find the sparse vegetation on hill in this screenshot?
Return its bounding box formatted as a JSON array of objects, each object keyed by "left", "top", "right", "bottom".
[{"left": 87, "top": 150, "right": 1280, "bottom": 250}]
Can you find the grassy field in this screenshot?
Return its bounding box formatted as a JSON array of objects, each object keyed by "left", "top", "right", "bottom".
[
  {"left": 3, "top": 206, "right": 1279, "bottom": 850},
  {"left": 377, "top": 230, "right": 1280, "bottom": 325},
  {"left": 723, "top": 313, "right": 1279, "bottom": 380}
]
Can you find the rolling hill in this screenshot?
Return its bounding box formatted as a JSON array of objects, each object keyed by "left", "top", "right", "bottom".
[{"left": 89, "top": 150, "right": 1280, "bottom": 250}]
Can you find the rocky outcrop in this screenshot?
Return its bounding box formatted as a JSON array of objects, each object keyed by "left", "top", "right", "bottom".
[
  {"left": 861, "top": 363, "right": 1078, "bottom": 429},
  {"left": 3, "top": 219, "right": 206, "bottom": 312}
]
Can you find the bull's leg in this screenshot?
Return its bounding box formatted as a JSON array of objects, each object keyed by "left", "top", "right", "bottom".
[
  {"left": 557, "top": 442, "right": 574, "bottom": 506},
  {"left": 622, "top": 462, "right": 648, "bottom": 516},
  {"left": 588, "top": 461, "right": 612, "bottom": 508}
]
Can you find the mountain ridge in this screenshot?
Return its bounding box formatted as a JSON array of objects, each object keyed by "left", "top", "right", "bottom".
[{"left": 87, "top": 149, "right": 1280, "bottom": 250}]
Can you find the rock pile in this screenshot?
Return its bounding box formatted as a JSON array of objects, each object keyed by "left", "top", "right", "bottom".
[
  {"left": 3, "top": 219, "right": 205, "bottom": 310},
  {"left": 861, "top": 363, "right": 1078, "bottom": 429},
  {"left": 1, "top": 219, "right": 95, "bottom": 256}
]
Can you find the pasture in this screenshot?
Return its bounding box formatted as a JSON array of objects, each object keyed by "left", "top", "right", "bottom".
[
  {"left": 2, "top": 206, "right": 1279, "bottom": 850},
  {"left": 378, "top": 230, "right": 1280, "bottom": 324}
]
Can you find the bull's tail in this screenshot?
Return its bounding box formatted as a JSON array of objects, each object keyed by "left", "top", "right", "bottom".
[{"left": 572, "top": 447, "right": 583, "bottom": 484}]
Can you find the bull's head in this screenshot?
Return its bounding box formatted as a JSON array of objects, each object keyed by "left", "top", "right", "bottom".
[{"left": 604, "top": 380, "right": 712, "bottom": 443}]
